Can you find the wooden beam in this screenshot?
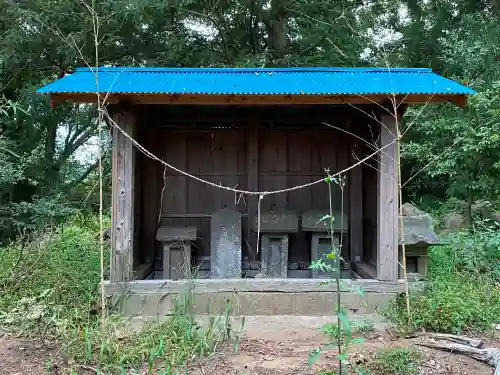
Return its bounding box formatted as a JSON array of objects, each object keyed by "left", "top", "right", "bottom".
[
  {"left": 111, "top": 111, "right": 136, "bottom": 282},
  {"left": 349, "top": 139, "right": 363, "bottom": 264},
  {"left": 49, "top": 93, "right": 469, "bottom": 107},
  {"left": 376, "top": 115, "right": 398, "bottom": 281}
]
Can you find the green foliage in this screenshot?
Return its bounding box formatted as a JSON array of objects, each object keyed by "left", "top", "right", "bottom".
[
  {"left": 353, "top": 319, "right": 375, "bottom": 335},
  {"left": 440, "top": 230, "right": 500, "bottom": 279},
  {"left": 321, "top": 322, "right": 342, "bottom": 341},
  {"left": 0, "top": 216, "right": 238, "bottom": 373},
  {"left": 0, "top": 0, "right": 370, "bottom": 244},
  {"left": 0, "top": 195, "right": 79, "bottom": 241},
  {"left": 308, "top": 174, "right": 365, "bottom": 375},
  {"left": 384, "top": 233, "right": 500, "bottom": 334},
  {"left": 62, "top": 296, "right": 235, "bottom": 372},
  {"left": 0, "top": 215, "right": 109, "bottom": 335},
  {"left": 366, "top": 347, "right": 422, "bottom": 375},
  {"left": 402, "top": 14, "right": 500, "bottom": 206}
]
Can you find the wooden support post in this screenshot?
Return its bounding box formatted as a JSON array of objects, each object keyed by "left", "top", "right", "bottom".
[
  {"left": 111, "top": 111, "right": 136, "bottom": 282},
  {"left": 377, "top": 115, "right": 398, "bottom": 281},
  {"left": 247, "top": 121, "right": 259, "bottom": 260},
  {"left": 349, "top": 140, "right": 363, "bottom": 264}
]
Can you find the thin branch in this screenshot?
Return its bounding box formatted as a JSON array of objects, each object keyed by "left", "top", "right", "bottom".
[
  {"left": 323, "top": 121, "right": 398, "bottom": 166},
  {"left": 402, "top": 136, "right": 463, "bottom": 188},
  {"left": 171, "top": 6, "right": 231, "bottom": 65}
]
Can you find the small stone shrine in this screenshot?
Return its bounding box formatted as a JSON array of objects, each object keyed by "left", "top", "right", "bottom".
[
  {"left": 399, "top": 203, "right": 440, "bottom": 278},
  {"left": 253, "top": 211, "right": 298, "bottom": 278},
  {"left": 210, "top": 208, "right": 242, "bottom": 278},
  {"left": 302, "top": 210, "right": 348, "bottom": 278},
  {"left": 156, "top": 226, "right": 197, "bottom": 280}
]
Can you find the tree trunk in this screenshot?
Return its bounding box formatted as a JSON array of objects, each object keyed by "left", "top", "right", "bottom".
[
  {"left": 42, "top": 122, "right": 59, "bottom": 196},
  {"left": 266, "top": 0, "right": 288, "bottom": 64}
]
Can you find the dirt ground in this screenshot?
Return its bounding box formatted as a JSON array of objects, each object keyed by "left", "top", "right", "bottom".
[
  {"left": 0, "top": 316, "right": 497, "bottom": 375},
  {"left": 193, "top": 316, "right": 495, "bottom": 375}
]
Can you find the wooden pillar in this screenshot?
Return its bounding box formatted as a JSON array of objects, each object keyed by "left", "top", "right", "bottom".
[
  {"left": 111, "top": 110, "right": 136, "bottom": 282},
  {"left": 247, "top": 121, "right": 259, "bottom": 260},
  {"left": 377, "top": 115, "right": 398, "bottom": 281},
  {"left": 349, "top": 140, "right": 363, "bottom": 264}
]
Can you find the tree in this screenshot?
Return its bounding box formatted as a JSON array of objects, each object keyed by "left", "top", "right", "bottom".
[{"left": 402, "top": 14, "right": 500, "bottom": 222}]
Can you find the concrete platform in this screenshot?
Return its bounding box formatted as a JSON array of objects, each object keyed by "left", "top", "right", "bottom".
[
  {"left": 105, "top": 279, "right": 414, "bottom": 318},
  {"left": 127, "top": 314, "right": 392, "bottom": 342}
]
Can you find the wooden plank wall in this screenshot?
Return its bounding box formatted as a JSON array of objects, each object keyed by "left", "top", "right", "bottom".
[
  {"left": 258, "top": 128, "right": 348, "bottom": 261},
  {"left": 157, "top": 128, "right": 248, "bottom": 262},
  {"left": 136, "top": 105, "right": 380, "bottom": 274},
  {"left": 139, "top": 125, "right": 351, "bottom": 265}
]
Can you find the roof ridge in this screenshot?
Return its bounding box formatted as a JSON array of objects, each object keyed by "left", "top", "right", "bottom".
[{"left": 75, "top": 67, "right": 433, "bottom": 73}]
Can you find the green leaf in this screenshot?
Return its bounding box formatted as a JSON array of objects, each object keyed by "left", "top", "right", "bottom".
[
  {"left": 336, "top": 353, "right": 348, "bottom": 361},
  {"left": 338, "top": 309, "right": 352, "bottom": 339},
  {"left": 308, "top": 348, "right": 322, "bottom": 368}
]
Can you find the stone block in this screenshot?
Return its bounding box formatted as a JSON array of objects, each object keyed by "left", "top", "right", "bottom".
[
  {"left": 253, "top": 211, "right": 299, "bottom": 233},
  {"left": 156, "top": 226, "right": 197, "bottom": 241},
  {"left": 302, "top": 210, "right": 348, "bottom": 232}
]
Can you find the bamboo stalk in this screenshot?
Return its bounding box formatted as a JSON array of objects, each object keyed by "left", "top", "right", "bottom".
[{"left": 394, "top": 110, "right": 411, "bottom": 324}]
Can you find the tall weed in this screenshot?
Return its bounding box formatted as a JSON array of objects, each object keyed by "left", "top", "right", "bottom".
[
  {"left": 0, "top": 215, "right": 108, "bottom": 335},
  {"left": 385, "top": 230, "right": 500, "bottom": 334},
  {"left": 0, "top": 215, "right": 239, "bottom": 373},
  {"left": 438, "top": 230, "right": 500, "bottom": 279}
]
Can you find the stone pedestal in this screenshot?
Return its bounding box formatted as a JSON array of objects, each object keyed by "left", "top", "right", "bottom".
[
  {"left": 399, "top": 245, "right": 428, "bottom": 279},
  {"left": 253, "top": 211, "right": 298, "bottom": 278},
  {"left": 211, "top": 208, "right": 242, "bottom": 278},
  {"left": 156, "top": 226, "right": 197, "bottom": 280},
  {"left": 302, "top": 210, "right": 348, "bottom": 279}
]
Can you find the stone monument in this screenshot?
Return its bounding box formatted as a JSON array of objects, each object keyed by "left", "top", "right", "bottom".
[
  {"left": 302, "top": 210, "right": 348, "bottom": 278},
  {"left": 156, "top": 226, "right": 197, "bottom": 280},
  {"left": 253, "top": 211, "right": 298, "bottom": 278},
  {"left": 210, "top": 208, "right": 242, "bottom": 278}
]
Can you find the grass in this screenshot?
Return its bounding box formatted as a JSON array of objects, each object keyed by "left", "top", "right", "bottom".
[
  {"left": 0, "top": 215, "right": 239, "bottom": 374},
  {"left": 366, "top": 347, "right": 422, "bottom": 375},
  {"left": 0, "top": 216, "right": 107, "bottom": 337},
  {"left": 384, "top": 230, "right": 500, "bottom": 335},
  {"left": 353, "top": 319, "right": 375, "bottom": 335}
]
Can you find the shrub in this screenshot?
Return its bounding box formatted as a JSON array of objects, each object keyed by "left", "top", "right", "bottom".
[
  {"left": 353, "top": 319, "right": 375, "bottom": 335},
  {"left": 0, "top": 216, "right": 239, "bottom": 373},
  {"left": 437, "top": 230, "right": 500, "bottom": 280},
  {"left": 384, "top": 231, "right": 500, "bottom": 334},
  {"left": 0, "top": 215, "right": 108, "bottom": 335}
]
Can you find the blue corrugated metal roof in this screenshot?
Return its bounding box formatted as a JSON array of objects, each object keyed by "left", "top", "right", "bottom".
[{"left": 37, "top": 67, "right": 475, "bottom": 96}]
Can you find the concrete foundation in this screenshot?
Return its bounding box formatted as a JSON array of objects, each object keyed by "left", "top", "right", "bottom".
[{"left": 105, "top": 279, "right": 414, "bottom": 318}]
